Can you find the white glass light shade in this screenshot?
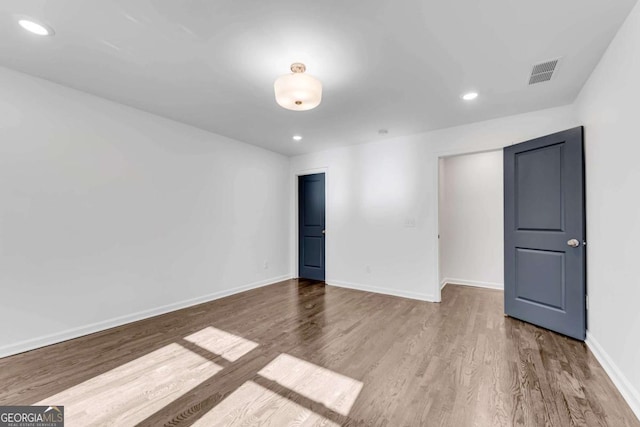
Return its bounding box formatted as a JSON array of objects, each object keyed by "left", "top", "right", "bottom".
[{"left": 274, "top": 71, "right": 322, "bottom": 111}]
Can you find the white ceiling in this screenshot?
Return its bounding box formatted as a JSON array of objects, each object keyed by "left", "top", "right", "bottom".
[{"left": 0, "top": 1, "right": 637, "bottom": 156}]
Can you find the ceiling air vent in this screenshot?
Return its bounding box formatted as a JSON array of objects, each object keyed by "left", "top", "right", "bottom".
[{"left": 529, "top": 59, "right": 560, "bottom": 85}]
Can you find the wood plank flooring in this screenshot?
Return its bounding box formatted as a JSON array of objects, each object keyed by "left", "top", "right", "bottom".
[{"left": 0, "top": 280, "right": 637, "bottom": 426}]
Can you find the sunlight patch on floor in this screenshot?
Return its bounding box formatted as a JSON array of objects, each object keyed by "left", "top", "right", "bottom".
[
  {"left": 184, "top": 326, "right": 259, "bottom": 362},
  {"left": 36, "top": 343, "right": 222, "bottom": 427},
  {"left": 191, "top": 380, "right": 340, "bottom": 427},
  {"left": 258, "top": 353, "right": 363, "bottom": 416}
]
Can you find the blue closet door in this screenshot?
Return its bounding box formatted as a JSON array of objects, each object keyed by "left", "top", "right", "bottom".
[
  {"left": 504, "top": 127, "right": 586, "bottom": 340},
  {"left": 298, "top": 173, "right": 325, "bottom": 281}
]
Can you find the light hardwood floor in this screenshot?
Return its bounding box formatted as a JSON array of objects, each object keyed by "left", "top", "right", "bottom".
[{"left": 0, "top": 280, "right": 638, "bottom": 426}]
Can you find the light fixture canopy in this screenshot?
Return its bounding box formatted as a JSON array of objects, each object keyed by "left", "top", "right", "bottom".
[
  {"left": 18, "top": 19, "right": 54, "bottom": 36},
  {"left": 274, "top": 63, "right": 322, "bottom": 111}
]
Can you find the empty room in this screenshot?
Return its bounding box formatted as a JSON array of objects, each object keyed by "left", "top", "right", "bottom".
[{"left": 1, "top": 1, "right": 639, "bottom": 426}]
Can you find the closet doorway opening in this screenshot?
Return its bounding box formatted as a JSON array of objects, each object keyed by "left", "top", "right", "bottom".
[{"left": 437, "top": 150, "right": 504, "bottom": 300}]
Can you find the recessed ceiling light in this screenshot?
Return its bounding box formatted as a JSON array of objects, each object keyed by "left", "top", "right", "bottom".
[
  {"left": 292, "top": 135, "right": 303, "bottom": 141},
  {"left": 18, "top": 19, "right": 54, "bottom": 36},
  {"left": 462, "top": 92, "right": 479, "bottom": 101}
]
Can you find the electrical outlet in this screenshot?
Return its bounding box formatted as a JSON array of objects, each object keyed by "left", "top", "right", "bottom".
[
  {"left": 366, "top": 265, "right": 371, "bottom": 274},
  {"left": 405, "top": 217, "right": 416, "bottom": 228},
  {"left": 263, "top": 261, "right": 269, "bottom": 270}
]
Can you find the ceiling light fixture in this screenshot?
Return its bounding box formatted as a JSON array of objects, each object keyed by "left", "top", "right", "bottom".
[
  {"left": 292, "top": 135, "right": 303, "bottom": 141},
  {"left": 18, "top": 19, "right": 54, "bottom": 36},
  {"left": 274, "top": 63, "right": 322, "bottom": 111},
  {"left": 462, "top": 92, "right": 479, "bottom": 101}
]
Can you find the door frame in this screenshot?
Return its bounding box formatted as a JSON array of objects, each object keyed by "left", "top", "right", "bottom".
[
  {"left": 433, "top": 144, "right": 508, "bottom": 303},
  {"left": 291, "top": 167, "right": 329, "bottom": 280}
]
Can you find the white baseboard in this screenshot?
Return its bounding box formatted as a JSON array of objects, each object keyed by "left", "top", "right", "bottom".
[
  {"left": 327, "top": 280, "right": 437, "bottom": 302},
  {"left": 441, "top": 280, "right": 448, "bottom": 290},
  {"left": 586, "top": 332, "right": 640, "bottom": 421},
  {"left": 441, "top": 277, "right": 503, "bottom": 290},
  {"left": 0, "top": 274, "right": 292, "bottom": 359}
]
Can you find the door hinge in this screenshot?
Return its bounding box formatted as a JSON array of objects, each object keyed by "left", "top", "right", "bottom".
[{"left": 586, "top": 295, "right": 589, "bottom": 310}]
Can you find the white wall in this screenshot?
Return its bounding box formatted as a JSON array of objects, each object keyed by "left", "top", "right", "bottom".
[
  {"left": 575, "top": 0, "right": 640, "bottom": 418},
  {"left": 0, "top": 67, "right": 291, "bottom": 357},
  {"left": 290, "top": 104, "right": 579, "bottom": 302},
  {"left": 439, "top": 151, "right": 504, "bottom": 290}
]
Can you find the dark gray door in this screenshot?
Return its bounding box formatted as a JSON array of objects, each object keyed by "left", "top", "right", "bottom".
[
  {"left": 298, "top": 173, "right": 325, "bottom": 281},
  {"left": 504, "top": 127, "right": 586, "bottom": 340}
]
